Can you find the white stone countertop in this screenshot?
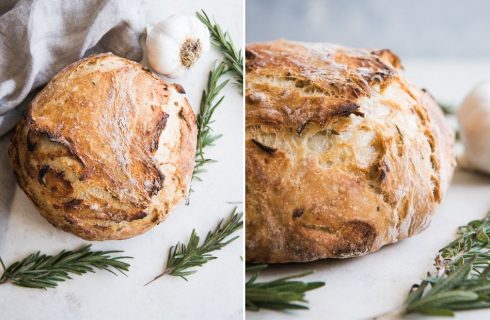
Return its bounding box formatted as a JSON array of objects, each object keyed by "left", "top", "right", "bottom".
[
  {"left": 246, "top": 59, "right": 490, "bottom": 320},
  {"left": 0, "top": 0, "right": 244, "bottom": 319}
]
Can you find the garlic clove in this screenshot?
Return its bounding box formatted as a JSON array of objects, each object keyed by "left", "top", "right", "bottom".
[
  {"left": 146, "top": 32, "right": 180, "bottom": 77},
  {"left": 457, "top": 82, "right": 490, "bottom": 174},
  {"left": 169, "top": 64, "right": 188, "bottom": 79},
  {"left": 189, "top": 17, "right": 211, "bottom": 52},
  {"left": 145, "top": 24, "right": 153, "bottom": 36},
  {"left": 157, "top": 15, "right": 192, "bottom": 43},
  {"left": 146, "top": 14, "right": 210, "bottom": 78}
]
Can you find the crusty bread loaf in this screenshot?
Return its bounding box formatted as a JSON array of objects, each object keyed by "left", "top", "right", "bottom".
[
  {"left": 245, "top": 40, "right": 455, "bottom": 263},
  {"left": 9, "top": 53, "right": 197, "bottom": 240}
]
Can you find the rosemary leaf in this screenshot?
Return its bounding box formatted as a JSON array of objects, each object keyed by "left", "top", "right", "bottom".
[
  {"left": 196, "top": 10, "right": 243, "bottom": 93},
  {"left": 377, "top": 211, "right": 490, "bottom": 318},
  {"left": 438, "top": 102, "right": 455, "bottom": 115},
  {"left": 0, "top": 245, "right": 132, "bottom": 289},
  {"left": 146, "top": 208, "right": 243, "bottom": 285},
  {"left": 246, "top": 265, "right": 325, "bottom": 311},
  {"left": 190, "top": 60, "right": 229, "bottom": 194}
]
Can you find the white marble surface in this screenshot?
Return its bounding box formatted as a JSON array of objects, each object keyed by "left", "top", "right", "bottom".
[
  {"left": 246, "top": 60, "right": 490, "bottom": 320},
  {"left": 0, "top": 0, "right": 244, "bottom": 319}
]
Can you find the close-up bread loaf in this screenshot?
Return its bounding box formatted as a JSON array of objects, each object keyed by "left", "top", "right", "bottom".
[
  {"left": 245, "top": 40, "right": 456, "bottom": 263},
  {"left": 9, "top": 53, "right": 197, "bottom": 240}
]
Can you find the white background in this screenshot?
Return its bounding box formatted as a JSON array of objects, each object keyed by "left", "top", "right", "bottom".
[
  {"left": 246, "top": 60, "right": 490, "bottom": 320},
  {"left": 0, "top": 0, "right": 244, "bottom": 319}
]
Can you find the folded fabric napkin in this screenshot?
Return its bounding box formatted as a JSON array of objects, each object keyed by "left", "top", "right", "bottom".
[{"left": 0, "top": 0, "right": 145, "bottom": 136}]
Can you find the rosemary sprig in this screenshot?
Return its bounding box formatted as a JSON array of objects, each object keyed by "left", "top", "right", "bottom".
[
  {"left": 436, "top": 101, "right": 460, "bottom": 140},
  {"left": 438, "top": 102, "right": 455, "bottom": 115},
  {"left": 0, "top": 245, "right": 131, "bottom": 289},
  {"left": 376, "top": 212, "right": 490, "bottom": 318},
  {"left": 190, "top": 10, "right": 243, "bottom": 193},
  {"left": 197, "top": 10, "right": 243, "bottom": 93},
  {"left": 439, "top": 214, "right": 490, "bottom": 273},
  {"left": 190, "top": 60, "right": 229, "bottom": 192},
  {"left": 246, "top": 265, "right": 325, "bottom": 311},
  {"left": 146, "top": 208, "right": 243, "bottom": 284}
]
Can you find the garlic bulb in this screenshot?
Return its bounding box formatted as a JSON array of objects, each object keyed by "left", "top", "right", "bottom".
[
  {"left": 457, "top": 82, "right": 490, "bottom": 174},
  {"left": 146, "top": 14, "right": 210, "bottom": 78}
]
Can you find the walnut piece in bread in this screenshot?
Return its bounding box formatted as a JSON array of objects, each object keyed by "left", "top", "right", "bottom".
[
  {"left": 9, "top": 53, "right": 197, "bottom": 240},
  {"left": 246, "top": 40, "right": 455, "bottom": 263}
]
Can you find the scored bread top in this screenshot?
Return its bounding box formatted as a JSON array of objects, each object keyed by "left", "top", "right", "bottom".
[
  {"left": 10, "top": 53, "right": 197, "bottom": 240},
  {"left": 246, "top": 40, "right": 402, "bottom": 131},
  {"left": 246, "top": 40, "right": 455, "bottom": 263}
]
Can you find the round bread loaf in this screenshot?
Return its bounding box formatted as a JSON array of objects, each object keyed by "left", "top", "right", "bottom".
[
  {"left": 9, "top": 53, "right": 197, "bottom": 240},
  {"left": 245, "top": 40, "right": 455, "bottom": 263}
]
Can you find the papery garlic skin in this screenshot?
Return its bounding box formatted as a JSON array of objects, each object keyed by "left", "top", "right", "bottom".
[
  {"left": 146, "top": 14, "right": 210, "bottom": 78},
  {"left": 457, "top": 82, "right": 490, "bottom": 174}
]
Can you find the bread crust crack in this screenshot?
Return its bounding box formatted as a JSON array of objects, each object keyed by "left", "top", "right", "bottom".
[{"left": 246, "top": 40, "right": 455, "bottom": 263}]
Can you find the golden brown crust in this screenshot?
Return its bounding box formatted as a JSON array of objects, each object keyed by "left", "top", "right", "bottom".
[
  {"left": 9, "top": 53, "right": 197, "bottom": 240},
  {"left": 245, "top": 40, "right": 455, "bottom": 263}
]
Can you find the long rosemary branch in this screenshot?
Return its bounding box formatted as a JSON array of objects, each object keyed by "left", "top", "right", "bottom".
[
  {"left": 145, "top": 208, "right": 243, "bottom": 285},
  {"left": 196, "top": 10, "right": 243, "bottom": 93},
  {"left": 0, "top": 245, "right": 131, "bottom": 289},
  {"left": 189, "top": 60, "right": 229, "bottom": 194},
  {"left": 246, "top": 265, "right": 325, "bottom": 311},
  {"left": 375, "top": 212, "right": 490, "bottom": 318}
]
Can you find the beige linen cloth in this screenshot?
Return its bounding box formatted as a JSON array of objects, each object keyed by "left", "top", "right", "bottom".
[{"left": 0, "top": 0, "right": 145, "bottom": 136}]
